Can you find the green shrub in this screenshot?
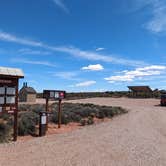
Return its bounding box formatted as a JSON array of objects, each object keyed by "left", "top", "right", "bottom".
[
  {"left": 18, "top": 111, "right": 39, "bottom": 136},
  {"left": 97, "top": 111, "right": 105, "bottom": 119},
  {"left": 90, "top": 113, "right": 95, "bottom": 118},
  {"left": 80, "top": 119, "right": 86, "bottom": 126},
  {"left": 0, "top": 122, "right": 12, "bottom": 143},
  {"left": 0, "top": 113, "right": 10, "bottom": 121},
  {"left": 87, "top": 116, "right": 94, "bottom": 125}
]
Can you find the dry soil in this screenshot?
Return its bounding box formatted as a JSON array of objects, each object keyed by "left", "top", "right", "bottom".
[{"left": 0, "top": 98, "right": 166, "bottom": 166}]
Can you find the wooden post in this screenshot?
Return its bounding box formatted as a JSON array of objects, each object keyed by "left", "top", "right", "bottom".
[
  {"left": 13, "top": 79, "right": 18, "bottom": 141},
  {"left": 58, "top": 99, "right": 62, "bottom": 128},
  {"left": 45, "top": 98, "right": 49, "bottom": 130}
]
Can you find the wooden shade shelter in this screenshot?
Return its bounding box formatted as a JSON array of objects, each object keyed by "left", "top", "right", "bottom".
[{"left": 128, "top": 86, "right": 153, "bottom": 98}]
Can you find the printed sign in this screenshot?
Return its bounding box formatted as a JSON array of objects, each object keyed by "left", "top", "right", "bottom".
[
  {"left": 7, "top": 87, "right": 16, "bottom": 95},
  {"left": 50, "top": 91, "right": 55, "bottom": 98},
  {"left": 54, "top": 92, "right": 59, "bottom": 98},
  {"left": 0, "top": 87, "right": 5, "bottom": 95},
  {"left": 6, "top": 97, "right": 15, "bottom": 104},
  {"left": 0, "top": 79, "right": 12, "bottom": 84},
  {"left": 43, "top": 90, "right": 66, "bottom": 100},
  {"left": 0, "top": 97, "right": 5, "bottom": 104},
  {"left": 41, "top": 115, "right": 47, "bottom": 125}
]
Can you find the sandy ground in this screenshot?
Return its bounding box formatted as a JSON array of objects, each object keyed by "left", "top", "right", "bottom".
[{"left": 1, "top": 97, "right": 166, "bottom": 166}]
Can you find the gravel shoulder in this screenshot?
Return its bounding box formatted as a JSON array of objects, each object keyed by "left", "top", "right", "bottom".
[{"left": 1, "top": 98, "right": 166, "bottom": 166}]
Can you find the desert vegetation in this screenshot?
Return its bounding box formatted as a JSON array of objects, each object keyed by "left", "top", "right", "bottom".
[
  {"left": 0, "top": 103, "right": 127, "bottom": 143},
  {"left": 37, "top": 90, "right": 165, "bottom": 100}
]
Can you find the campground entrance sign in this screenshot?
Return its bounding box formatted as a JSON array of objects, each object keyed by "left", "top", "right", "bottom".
[{"left": 0, "top": 67, "right": 24, "bottom": 141}]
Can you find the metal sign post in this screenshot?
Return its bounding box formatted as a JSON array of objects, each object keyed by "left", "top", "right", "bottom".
[
  {"left": 58, "top": 99, "right": 62, "bottom": 128},
  {"left": 45, "top": 98, "right": 49, "bottom": 130}
]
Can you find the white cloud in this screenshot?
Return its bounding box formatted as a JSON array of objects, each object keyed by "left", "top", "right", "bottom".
[
  {"left": 0, "top": 31, "right": 146, "bottom": 67},
  {"left": 146, "top": 0, "right": 166, "bottom": 33},
  {"left": 75, "top": 81, "right": 96, "bottom": 87},
  {"left": 54, "top": 46, "right": 146, "bottom": 67},
  {"left": 81, "top": 64, "right": 104, "bottom": 71},
  {"left": 54, "top": 71, "right": 79, "bottom": 80},
  {"left": 52, "top": 0, "right": 69, "bottom": 13},
  {"left": 18, "top": 48, "right": 51, "bottom": 55},
  {"left": 132, "top": 0, "right": 166, "bottom": 33},
  {"left": 127, "top": 0, "right": 166, "bottom": 33},
  {"left": 96, "top": 47, "right": 105, "bottom": 51},
  {"left": 0, "top": 31, "right": 43, "bottom": 47},
  {"left": 11, "top": 58, "right": 56, "bottom": 67},
  {"left": 105, "top": 65, "right": 166, "bottom": 83}
]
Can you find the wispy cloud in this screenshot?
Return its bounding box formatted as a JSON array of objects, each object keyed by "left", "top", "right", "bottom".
[
  {"left": 54, "top": 71, "right": 79, "bottom": 80},
  {"left": 75, "top": 81, "right": 96, "bottom": 87},
  {"left": 146, "top": 0, "right": 166, "bottom": 33},
  {"left": 96, "top": 47, "right": 105, "bottom": 51},
  {"left": 53, "top": 46, "right": 146, "bottom": 67},
  {"left": 81, "top": 64, "right": 104, "bottom": 71},
  {"left": 52, "top": 0, "right": 69, "bottom": 14},
  {"left": 18, "top": 48, "right": 51, "bottom": 55},
  {"left": 0, "top": 30, "right": 146, "bottom": 67},
  {"left": 132, "top": 0, "right": 166, "bottom": 33},
  {"left": 0, "top": 31, "right": 43, "bottom": 47},
  {"left": 11, "top": 58, "right": 56, "bottom": 67},
  {"left": 105, "top": 65, "right": 166, "bottom": 83}
]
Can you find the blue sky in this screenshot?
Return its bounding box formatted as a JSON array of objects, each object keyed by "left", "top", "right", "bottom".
[{"left": 0, "top": 0, "right": 166, "bottom": 92}]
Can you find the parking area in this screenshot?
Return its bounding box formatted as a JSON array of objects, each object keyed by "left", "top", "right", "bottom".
[{"left": 0, "top": 98, "right": 166, "bottom": 166}]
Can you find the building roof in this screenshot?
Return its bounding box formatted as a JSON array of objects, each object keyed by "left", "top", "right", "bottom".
[
  {"left": 20, "top": 87, "right": 36, "bottom": 94},
  {"left": 128, "top": 86, "right": 152, "bottom": 92},
  {"left": 0, "top": 66, "right": 24, "bottom": 78}
]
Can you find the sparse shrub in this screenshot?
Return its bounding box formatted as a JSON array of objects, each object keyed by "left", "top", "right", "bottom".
[
  {"left": 18, "top": 111, "right": 39, "bottom": 136},
  {"left": 61, "top": 113, "right": 70, "bottom": 125},
  {"left": 0, "top": 122, "right": 12, "bottom": 143},
  {"left": 0, "top": 113, "right": 10, "bottom": 121},
  {"left": 90, "top": 113, "right": 95, "bottom": 118},
  {"left": 80, "top": 119, "right": 86, "bottom": 126},
  {"left": 19, "top": 104, "right": 45, "bottom": 113},
  {"left": 87, "top": 116, "right": 94, "bottom": 125},
  {"left": 97, "top": 111, "right": 105, "bottom": 119}
]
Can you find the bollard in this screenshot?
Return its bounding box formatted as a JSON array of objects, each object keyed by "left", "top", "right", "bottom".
[{"left": 39, "top": 112, "right": 47, "bottom": 137}]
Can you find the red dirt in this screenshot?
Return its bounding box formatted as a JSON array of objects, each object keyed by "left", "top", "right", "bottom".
[{"left": 17, "top": 118, "right": 110, "bottom": 142}]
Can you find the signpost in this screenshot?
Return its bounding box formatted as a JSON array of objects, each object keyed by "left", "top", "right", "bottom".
[
  {"left": 43, "top": 90, "right": 66, "bottom": 129},
  {"left": 0, "top": 67, "right": 24, "bottom": 141}
]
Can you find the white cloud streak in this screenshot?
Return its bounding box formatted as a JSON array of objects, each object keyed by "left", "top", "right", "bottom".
[
  {"left": 54, "top": 71, "right": 79, "bottom": 80},
  {"left": 52, "top": 0, "right": 69, "bottom": 13},
  {"left": 11, "top": 58, "right": 56, "bottom": 67},
  {"left": 81, "top": 64, "right": 104, "bottom": 71},
  {"left": 96, "top": 47, "right": 105, "bottom": 51},
  {"left": 53, "top": 46, "right": 146, "bottom": 67},
  {"left": 132, "top": 0, "right": 166, "bottom": 33},
  {"left": 146, "top": 0, "right": 166, "bottom": 33},
  {"left": 105, "top": 65, "right": 166, "bottom": 83},
  {"left": 0, "top": 30, "right": 146, "bottom": 67},
  {"left": 18, "top": 48, "right": 51, "bottom": 55},
  {"left": 75, "top": 81, "right": 96, "bottom": 87}
]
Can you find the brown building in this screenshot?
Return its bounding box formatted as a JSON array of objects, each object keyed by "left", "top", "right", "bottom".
[
  {"left": 128, "top": 86, "right": 153, "bottom": 98},
  {"left": 19, "top": 83, "right": 37, "bottom": 102}
]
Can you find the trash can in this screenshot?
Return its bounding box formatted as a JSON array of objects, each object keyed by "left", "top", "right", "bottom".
[{"left": 39, "top": 112, "right": 47, "bottom": 137}]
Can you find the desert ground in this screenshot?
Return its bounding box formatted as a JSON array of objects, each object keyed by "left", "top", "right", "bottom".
[{"left": 0, "top": 98, "right": 166, "bottom": 166}]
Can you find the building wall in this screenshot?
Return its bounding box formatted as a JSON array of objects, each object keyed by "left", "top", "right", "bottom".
[
  {"left": 26, "top": 94, "right": 36, "bottom": 102},
  {"left": 19, "top": 91, "right": 27, "bottom": 102}
]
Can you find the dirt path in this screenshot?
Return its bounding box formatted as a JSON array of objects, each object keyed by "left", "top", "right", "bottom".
[{"left": 1, "top": 98, "right": 166, "bottom": 166}]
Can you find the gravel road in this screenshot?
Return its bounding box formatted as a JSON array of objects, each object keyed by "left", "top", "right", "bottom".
[{"left": 0, "top": 98, "right": 166, "bottom": 166}]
